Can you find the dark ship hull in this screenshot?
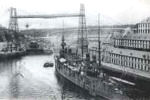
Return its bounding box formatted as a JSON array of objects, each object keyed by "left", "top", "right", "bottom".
[
  {"left": 26, "top": 49, "right": 53, "bottom": 55},
  {"left": 0, "top": 51, "right": 25, "bottom": 60},
  {"left": 26, "top": 48, "right": 44, "bottom": 54},
  {"left": 55, "top": 57, "right": 129, "bottom": 100},
  {"left": 26, "top": 41, "right": 53, "bottom": 55}
]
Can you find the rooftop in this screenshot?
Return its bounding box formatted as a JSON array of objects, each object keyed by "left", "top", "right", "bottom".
[
  {"left": 113, "top": 28, "right": 150, "bottom": 40},
  {"left": 104, "top": 46, "right": 150, "bottom": 59},
  {"left": 140, "top": 17, "right": 150, "bottom": 23}
]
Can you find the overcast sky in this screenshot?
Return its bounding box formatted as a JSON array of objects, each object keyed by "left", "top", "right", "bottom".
[{"left": 0, "top": 0, "right": 150, "bottom": 29}]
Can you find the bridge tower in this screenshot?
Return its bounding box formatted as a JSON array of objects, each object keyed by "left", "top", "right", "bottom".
[
  {"left": 8, "top": 7, "right": 20, "bottom": 52},
  {"left": 9, "top": 7, "right": 19, "bottom": 32},
  {"left": 78, "top": 4, "right": 88, "bottom": 58}
]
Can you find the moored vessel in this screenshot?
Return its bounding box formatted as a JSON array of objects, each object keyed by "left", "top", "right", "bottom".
[
  {"left": 26, "top": 40, "right": 53, "bottom": 55},
  {"left": 55, "top": 11, "right": 131, "bottom": 99},
  {"left": 0, "top": 42, "right": 25, "bottom": 60}
]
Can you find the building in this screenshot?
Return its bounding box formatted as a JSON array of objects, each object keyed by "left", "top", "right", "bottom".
[
  {"left": 91, "top": 17, "right": 150, "bottom": 82},
  {"left": 135, "top": 17, "right": 150, "bottom": 34}
]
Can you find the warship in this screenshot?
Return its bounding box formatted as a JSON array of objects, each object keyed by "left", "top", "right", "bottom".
[
  {"left": 0, "top": 33, "right": 25, "bottom": 59},
  {"left": 54, "top": 12, "right": 132, "bottom": 99},
  {"left": 0, "top": 44, "right": 25, "bottom": 59}
]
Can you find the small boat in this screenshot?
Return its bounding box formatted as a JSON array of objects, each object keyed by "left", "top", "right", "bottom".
[{"left": 43, "top": 62, "right": 54, "bottom": 68}]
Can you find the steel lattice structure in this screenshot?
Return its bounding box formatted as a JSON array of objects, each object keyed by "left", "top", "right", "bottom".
[{"left": 8, "top": 4, "right": 88, "bottom": 57}]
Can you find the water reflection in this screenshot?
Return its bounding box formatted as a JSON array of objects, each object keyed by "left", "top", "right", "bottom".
[
  {"left": 0, "top": 55, "right": 103, "bottom": 100},
  {"left": 9, "top": 59, "right": 23, "bottom": 99},
  {"left": 0, "top": 55, "right": 131, "bottom": 100}
]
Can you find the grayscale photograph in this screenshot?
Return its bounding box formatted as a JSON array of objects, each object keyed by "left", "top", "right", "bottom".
[{"left": 0, "top": 0, "right": 150, "bottom": 100}]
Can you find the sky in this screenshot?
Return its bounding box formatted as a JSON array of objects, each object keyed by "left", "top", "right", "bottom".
[{"left": 0, "top": 0, "right": 150, "bottom": 29}]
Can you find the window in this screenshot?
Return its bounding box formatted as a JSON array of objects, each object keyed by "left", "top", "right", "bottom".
[
  {"left": 141, "top": 59, "right": 144, "bottom": 70},
  {"left": 135, "top": 57, "right": 138, "bottom": 69},
  {"left": 145, "top": 41, "right": 148, "bottom": 49},
  {"left": 139, "top": 41, "right": 141, "bottom": 48},
  {"left": 143, "top": 41, "right": 146, "bottom": 49},
  {"left": 137, "top": 58, "right": 140, "bottom": 69},
  {"left": 139, "top": 58, "right": 142, "bottom": 70},
  {"left": 114, "top": 54, "right": 116, "bottom": 64},
  {"left": 135, "top": 40, "right": 137, "bottom": 48},
  {"left": 122, "top": 56, "right": 125, "bottom": 66},
  {"left": 129, "top": 57, "right": 131, "bottom": 68},
  {"left": 133, "top": 57, "right": 136, "bottom": 69}
]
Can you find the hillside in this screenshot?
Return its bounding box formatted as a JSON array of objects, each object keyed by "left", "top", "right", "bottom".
[
  {"left": 20, "top": 24, "right": 134, "bottom": 37},
  {"left": 0, "top": 26, "right": 25, "bottom": 42}
]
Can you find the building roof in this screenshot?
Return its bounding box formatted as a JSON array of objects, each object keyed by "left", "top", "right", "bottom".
[
  {"left": 140, "top": 17, "right": 150, "bottom": 23},
  {"left": 113, "top": 27, "right": 150, "bottom": 40},
  {"left": 103, "top": 45, "right": 150, "bottom": 59}
]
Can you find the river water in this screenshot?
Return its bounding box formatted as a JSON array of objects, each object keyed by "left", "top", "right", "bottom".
[{"left": 0, "top": 55, "right": 105, "bottom": 100}]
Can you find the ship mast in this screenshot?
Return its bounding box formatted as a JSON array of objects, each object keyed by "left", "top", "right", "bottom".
[
  {"left": 61, "top": 21, "right": 65, "bottom": 50},
  {"left": 98, "top": 14, "right": 101, "bottom": 66},
  {"left": 78, "top": 4, "right": 88, "bottom": 60}
]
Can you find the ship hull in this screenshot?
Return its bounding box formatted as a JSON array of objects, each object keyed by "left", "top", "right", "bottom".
[
  {"left": 55, "top": 67, "right": 89, "bottom": 94},
  {"left": 26, "top": 49, "right": 44, "bottom": 54},
  {"left": 54, "top": 58, "right": 129, "bottom": 100},
  {"left": 26, "top": 49, "right": 53, "bottom": 55},
  {"left": 55, "top": 65, "right": 87, "bottom": 89},
  {"left": 0, "top": 51, "right": 25, "bottom": 60},
  {"left": 55, "top": 65, "right": 101, "bottom": 98}
]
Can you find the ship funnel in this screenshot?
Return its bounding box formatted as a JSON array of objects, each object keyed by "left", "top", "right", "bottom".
[
  {"left": 86, "top": 53, "right": 90, "bottom": 61},
  {"left": 92, "top": 55, "right": 96, "bottom": 63}
]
